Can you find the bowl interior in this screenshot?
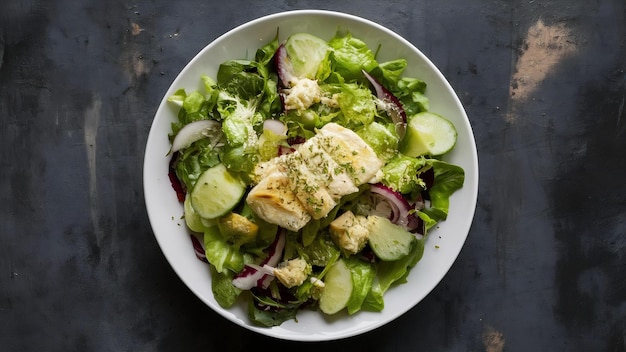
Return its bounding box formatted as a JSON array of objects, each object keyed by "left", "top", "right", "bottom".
[{"left": 144, "top": 9, "right": 478, "bottom": 341}]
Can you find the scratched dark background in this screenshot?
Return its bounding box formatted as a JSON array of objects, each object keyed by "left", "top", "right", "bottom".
[{"left": 1, "top": 0, "right": 625, "bottom": 351}]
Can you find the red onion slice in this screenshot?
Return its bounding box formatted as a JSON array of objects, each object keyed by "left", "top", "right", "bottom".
[
  {"left": 274, "top": 44, "right": 296, "bottom": 88},
  {"left": 278, "top": 136, "right": 306, "bottom": 155},
  {"left": 262, "top": 229, "right": 286, "bottom": 267},
  {"left": 168, "top": 151, "right": 186, "bottom": 202},
  {"left": 171, "top": 119, "right": 221, "bottom": 153},
  {"left": 362, "top": 70, "right": 407, "bottom": 139},
  {"left": 407, "top": 215, "right": 424, "bottom": 236},
  {"left": 370, "top": 183, "right": 410, "bottom": 226},
  {"left": 190, "top": 234, "right": 208, "bottom": 263},
  {"left": 369, "top": 183, "right": 424, "bottom": 234}
]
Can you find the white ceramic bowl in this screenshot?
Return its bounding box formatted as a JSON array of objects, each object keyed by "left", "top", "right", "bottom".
[{"left": 144, "top": 9, "right": 478, "bottom": 341}]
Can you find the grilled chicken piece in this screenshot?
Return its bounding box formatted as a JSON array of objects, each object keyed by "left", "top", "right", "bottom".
[{"left": 246, "top": 123, "right": 383, "bottom": 231}]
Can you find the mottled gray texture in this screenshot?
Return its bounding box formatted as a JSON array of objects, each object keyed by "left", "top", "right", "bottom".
[{"left": 1, "top": 0, "right": 625, "bottom": 351}]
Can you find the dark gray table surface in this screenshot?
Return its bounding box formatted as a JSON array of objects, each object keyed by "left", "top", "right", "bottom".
[{"left": 1, "top": 1, "right": 625, "bottom": 351}]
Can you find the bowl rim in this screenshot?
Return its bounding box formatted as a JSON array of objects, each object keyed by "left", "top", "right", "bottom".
[{"left": 143, "top": 8, "right": 479, "bottom": 342}]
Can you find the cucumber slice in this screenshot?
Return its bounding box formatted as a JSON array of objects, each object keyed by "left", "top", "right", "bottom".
[
  {"left": 399, "top": 112, "right": 457, "bottom": 157},
  {"left": 200, "top": 217, "right": 217, "bottom": 228},
  {"left": 190, "top": 164, "right": 245, "bottom": 219},
  {"left": 319, "top": 259, "right": 353, "bottom": 315},
  {"left": 367, "top": 215, "right": 415, "bottom": 261},
  {"left": 284, "top": 33, "right": 330, "bottom": 79},
  {"left": 184, "top": 194, "right": 208, "bottom": 233}
]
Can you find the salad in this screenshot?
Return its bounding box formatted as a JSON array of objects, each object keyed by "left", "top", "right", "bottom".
[{"left": 166, "top": 30, "right": 465, "bottom": 327}]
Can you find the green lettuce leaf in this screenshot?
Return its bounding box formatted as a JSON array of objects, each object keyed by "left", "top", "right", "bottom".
[
  {"left": 217, "top": 60, "right": 265, "bottom": 98},
  {"left": 258, "top": 77, "right": 281, "bottom": 118},
  {"left": 219, "top": 144, "right": 258, "bottom": 182},
  {"left": 356, "top": 122, "right": 399, "bottom": 161},
  {"left": 167, "top": 88, "right": 187, "bottom": 107},
  {"left": 381, "top": 154, "right": 427, "bottom": 194},
  {"left": 417, "top": 210, "right": 439, "bottom": 231},
  {"left": 169, "top": 90, "right": 212, "bottom": 139},
  {"left": 378, "top": 59, "right": 408, "bottom": 85},
  {"left": 255, "top": 33, "right": 279, "bottom": 66},
  {"left": 421, "top": 159, "right": 465, "bottom": 221},
  {"left": 291, "top": 231, "right": 340, "bottom": 267},
  {"left": 322, "top": 83, "right": 376, "bottom": 129},
  {"left": 365, "top": 59, "right": 407, "bottom": 89},
  {"left": 215, "top": 58, "right": 278, "bottom": 149},
  {"left": 211, "top": 266, "right": 242, "bottom": 308},
  {"left": 396, "top": 77, "right": 429, "bottom": 115},
  {"left": 328, "top": 32, "right": 378, "bottom": 82},
  {"left": 168, "top": 77, "right": 221, "bottom": 141},
  {"left": 203, "top": 225, "right": 245, "bottom": 273},
  {"left": 362, "top": 237, "right": 425, "bottom": 311},
  {"left": 174, "top": 137, "right": 222, "bottom": 190},
  {"left": 247, "top": 293, "right": 300, "bottom": 327},
  {"left": 345, "top": 257, "right": 376, "bottom": 315}
]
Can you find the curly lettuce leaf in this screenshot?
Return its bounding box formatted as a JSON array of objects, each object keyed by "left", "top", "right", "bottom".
[
  {"left": 167, "top": 88, "right": 187, "bottom": 107},
  {"left": 381, "top": 154, "right": 427, "bottom": 194},
  {"left": 215, "top": 59, "right": 275, "bottom": 147},
  {"left": 174, "top": 138, "right": 222, "bottom": 190},
  {"left": 321, "top": 83, "right": 376, "bottom": 129},
  {"left": 217, "top": 93, "right": 261, "bottom": 147}
]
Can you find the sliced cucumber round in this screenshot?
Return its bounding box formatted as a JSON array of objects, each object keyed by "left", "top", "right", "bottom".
[
  {"left": 284, "top": 33, "right": 330, "bottom": 80},
  {"left": 184, "top": 194, "right": 208, "bottom": 233},
  {"left": 319, "top": 259, "right": 353, "bottom": 315},
  {"left": 367, "top": 215, "right": 415, "bottom": 261},
  {"left": 190, "top": 164, "right": 245, "bottom": 219},
  {"left": 399, "top": 112, "right": 457, "bottom": 157}
]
